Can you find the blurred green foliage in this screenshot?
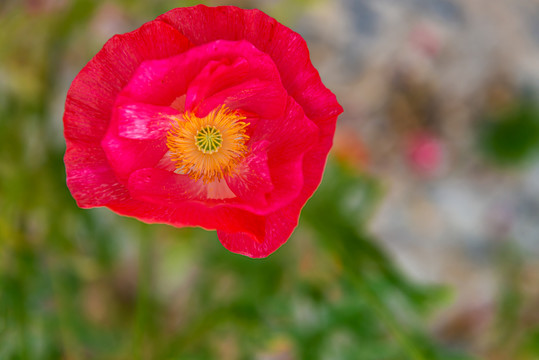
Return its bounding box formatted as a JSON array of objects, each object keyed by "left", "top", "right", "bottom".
[
  {"left": 1, "top": 0, "right": 537, "bottom": 359},
  {"left": 479, "top": 95, "right": 539, "bottom": 166}
]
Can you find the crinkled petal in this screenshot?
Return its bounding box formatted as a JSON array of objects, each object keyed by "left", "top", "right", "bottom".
[
  {"left": 64, "top": 20, "right": 191, "bottom": 143},
  {"left": 64, "top": 20, "right": 191, "bottom": 207},
  {"left": 64, "top": 141, "right": 130, "bottom": 207},
  {"left": 128, "top": 168, "right": 203, "bottom": 203},
  {"left": 252, "top": 96, "right": 319, "bottom": 155},
  {"left": 255, "top": 97, "right": 319, "bottom": 209},
  {"left": 120, "top": 39, "right": 282, "bottom": 110},
  {"left": 107, "top": 199, "right": 265, "bottom": 240},
  {"left": 217, "top": 207, "right": 298, "bottom": 257},
  {"left": 225, "top": 141, "right": 273, "bottom": 206},
  {"left": 193, "top": 78, "right": 287, "bottom": 120},
  {"left": 157, "top": 5, "right": 343, "bottom": 123},
  {"left": 217, "top": 103, "right": 337, "bottom": 258},
  {"left": 128, "top": 142, "right": 275, "bottom": 210},
  {"left": 184, "top": 56, "right": 286, "bottom": 118},
  {"left": 215, "top": 136, "right": 333, "bottom": 258},
  {"left": 241, "top": 113, "right": 337, "bottom": 257},
  {"left": 128, "top": 168, "right": 236, "bottom": 204},
  {"left": 102, "top": 128, "right": 167, "bottom": 183}
]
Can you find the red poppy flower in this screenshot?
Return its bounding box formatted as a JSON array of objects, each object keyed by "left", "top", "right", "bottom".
[{"left": 64, "top": 5, "right": 343, "bottom": 257}]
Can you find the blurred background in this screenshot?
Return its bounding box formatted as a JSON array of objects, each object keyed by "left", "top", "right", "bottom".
[{"left": 1, "top": 0, "right": 539, "bottom": 359}]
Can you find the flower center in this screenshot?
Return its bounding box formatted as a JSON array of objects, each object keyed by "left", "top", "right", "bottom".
[
  {"left": 195, "top": 126, "right": 223, "bottom": 154},
  {"left": 166, "top": 105, "right": 250, "bottom": 183}
]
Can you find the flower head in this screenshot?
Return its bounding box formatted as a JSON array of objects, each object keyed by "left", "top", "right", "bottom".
[
  {"left": 166, "top": 105, "right": 250, "bottom": 183},
  {"left": 63, "top": 5, "right": 343, "bottom": 257}
]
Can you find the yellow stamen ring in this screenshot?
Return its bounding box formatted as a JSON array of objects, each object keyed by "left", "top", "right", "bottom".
[{"left": 166, "top": 105, "right": 250, "bottom": 183}]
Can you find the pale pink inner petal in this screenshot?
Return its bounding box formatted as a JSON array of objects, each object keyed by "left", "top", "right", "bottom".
[
  {"left": 154, "top": 150, "right": 177, "bottom": 172},
  {"left": 205, "top": 180, "right": 236, "bottom": 200},
  {"left": 170, "top": 94, "right": 186, "bottom": 112},
  {"left": 116, "top": 101, "right": 179, "bottom": 140}
]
